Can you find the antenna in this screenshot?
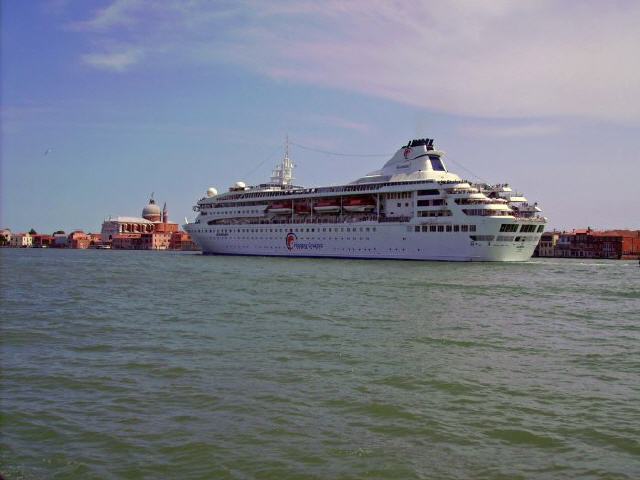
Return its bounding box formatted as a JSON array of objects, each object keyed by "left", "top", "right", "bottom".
[
  {"left": 285, "top": 134, "right": 289, "bottom": 160},
  {"left": 270, "top": 135, "right": 295, "bottom": 186}
]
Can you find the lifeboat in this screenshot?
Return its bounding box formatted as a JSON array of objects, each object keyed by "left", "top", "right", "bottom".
[
  {"left": 343, "top": 196, "right": 376, "bottom": 212},
  {"left": 313, "top": 199, "right": 341, "bottom": 213},
  {"left": 269, "top": 202, "right": 293, "bottom": 214},
  {"left": 294, "top": 202, "right": 311, "bottom": 214}
]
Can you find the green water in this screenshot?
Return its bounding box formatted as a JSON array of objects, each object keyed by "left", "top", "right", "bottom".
[{"left": 1, "top": 249, "right": 639, "bottom": 479}]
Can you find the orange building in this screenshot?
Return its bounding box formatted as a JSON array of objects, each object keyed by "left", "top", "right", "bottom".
[
  {"left": 68, "top": 231, "right": 92, "bottom": 249},
  {"left": 170, "top": 231, "right": 199, "bottom": 250}
]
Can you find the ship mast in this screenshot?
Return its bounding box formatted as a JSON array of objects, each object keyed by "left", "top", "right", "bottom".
[{"left": 270, "top": 135, "right": 294, "bottom": 186}]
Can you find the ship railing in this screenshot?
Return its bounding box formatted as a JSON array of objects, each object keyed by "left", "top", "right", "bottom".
[
  {"left": 512, "top": 215, "right": 546, "bottom": 222},
  {"left": 207, "top": 214, "right": 413, "bottom": 226}
]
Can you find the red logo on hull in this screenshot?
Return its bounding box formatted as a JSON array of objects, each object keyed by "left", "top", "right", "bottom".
[
  {"left": 403, "top": 147, "right": 411, "bottom": 159},
  {"left": 285, "top": 232, "right": 297, "bottom": 250}
]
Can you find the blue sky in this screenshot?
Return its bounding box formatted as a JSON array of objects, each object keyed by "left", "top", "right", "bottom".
[{"left": 2, "top": 0, "right": 639, "bottom": 233}]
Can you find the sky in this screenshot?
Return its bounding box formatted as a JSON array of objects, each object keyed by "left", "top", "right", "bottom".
[{"left": 2, "top": 0, "right": 639, "bottom": 233}]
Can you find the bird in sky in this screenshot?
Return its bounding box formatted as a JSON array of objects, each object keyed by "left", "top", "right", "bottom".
[{"left": 44, "top": 148, "right": 52, "bottom": 156}]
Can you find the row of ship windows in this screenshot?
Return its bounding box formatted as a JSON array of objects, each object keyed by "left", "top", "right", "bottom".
[
  {"left": 217, "top": 236, "right": 374, "bottom": 241},
  {"left": 387, "top": 192, "right": 413, "bottom": 199},
  {"left": 499, "top": 224, "right": 544, "bottom": 233},
  {"left": 204, "top": 209, "right": 263, "bottom": 216},
  {"left": 462, "top": 209, "right": 511, "bottom": 216},
  {"left": 221, "top": 245, "right": 421, "bottom": 253},
  {"left": 192, "top": 226, "right": 379, "bottom": 234},
  {"left": 417, "top": 210, "right": 452, "bottom": 217},
  {"left": 413, "top": 225, "right": 477, "bottom": 233},
  {"left": 470, "top": 235, "right": 537, "bottom": 242}
]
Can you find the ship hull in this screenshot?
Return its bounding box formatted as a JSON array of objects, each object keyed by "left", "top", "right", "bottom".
[{"left": 188, "top": 221, "right": 539, "bottom": 262}]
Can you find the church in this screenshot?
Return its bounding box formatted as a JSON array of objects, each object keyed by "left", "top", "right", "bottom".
[{"left": 101, "top": 196, "right": 194, "bottom": 250}]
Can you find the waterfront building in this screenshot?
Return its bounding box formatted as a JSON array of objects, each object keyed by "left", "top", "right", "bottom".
[
  {"left": 169, "top": 231, "right": 199, "bottom": 251},
  {"left": 103, "top": 196, "right": 196, "bottom": 250},
  {"left": 52, "top": 232, "right": 68, "bottom": 248},
  {"left": 9, "top": 232, "right": 32, "bottom": 248},
  {"left": 534, "top": 231, "right": 560, "bottom": 257},
  {"left": 32, "top": 234, "right": 54, "bottom": 248},
  {"left": 539, "top": 229, "right": 640, "bottom": 259},
  {"left": 0, "top": 228, "right": 11, "bottom": 246},
  {"left": 68, "top": 231, "right": 92, "bottom": 249}
]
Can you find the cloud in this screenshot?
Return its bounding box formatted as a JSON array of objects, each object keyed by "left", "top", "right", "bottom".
[
  {"left": 71, "top": 0, "right": 146, "bottom": 31},
  {"left": 460, "top": 122, "right": 563, "bottom": 138},
  {"left": 81, "top": 48, "right": 143, "bottom": 71},
  {"left": 307, "top": 115, "right": 371, "bottom": 133},
  {"left": 70, "top": 0, "right": 640, "bottom": 122}
]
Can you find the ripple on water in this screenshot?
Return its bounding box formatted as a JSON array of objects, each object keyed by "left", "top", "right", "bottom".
[{"left": 2, "top": 250, "right": 640, "bottom": 479}]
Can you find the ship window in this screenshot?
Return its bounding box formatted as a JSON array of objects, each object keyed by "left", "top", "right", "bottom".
[
  {"left": 537, "top": 225, "right": 545, "bottom": 233},
  {"left": 430, "top": 226, "right": 437, "bottom": 232},
  {"left": 470, "top": 225, "right": 476, "bottom": 232},
  {"left": 422, "top": 226, "right": 428, "bottom": 232},
  {"left": 438, "top": 226, "right": 444, "bottom": 232},
  {"left": 417, "top": 189, "right": 439, "bottom": 196},
  {"left": 430, "top": 156, "right": 446, "bottom": 171},
  {"left": 454, "top": 225, "right": 459, "bottom": 232},
  {"left": 446, "top": 225, "right": 452, "bottom": 232},
  {"left": 415, "top": 226, "right": 420, "bottom": 232},
  {"left": 397, "top": 202, "right": 401, "bottom": 208}
]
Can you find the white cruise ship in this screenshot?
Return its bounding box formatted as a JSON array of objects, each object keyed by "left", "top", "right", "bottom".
[{"left": 184, "top": 138, "right": 546, "bottom": 261}]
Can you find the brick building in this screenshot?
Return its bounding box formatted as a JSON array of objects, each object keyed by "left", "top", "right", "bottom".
[
  {"left": 68, "top": 231, "right": 92, "bottom": 249},
  {"left": 539, "top": 229, "right": 640, "bottom": 259}
]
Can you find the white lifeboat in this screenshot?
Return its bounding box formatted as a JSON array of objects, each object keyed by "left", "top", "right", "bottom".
[
  {"left": 343, "top": 196, "right": 376, "bottom": 212},
  {"left": 269, "top": 202, "right": 293, "bottom": 214},
  {"left": 313, "top": 199, "right": 341, "bottom": 213}
]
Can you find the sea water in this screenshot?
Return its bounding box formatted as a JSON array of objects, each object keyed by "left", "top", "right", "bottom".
[{"left": 1, "top": 249, "right": 639, "bottom": 479}]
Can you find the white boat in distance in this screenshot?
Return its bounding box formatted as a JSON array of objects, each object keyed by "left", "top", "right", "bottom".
[{"left": 185, "top": 138, "right": 546, "bottom": 261}]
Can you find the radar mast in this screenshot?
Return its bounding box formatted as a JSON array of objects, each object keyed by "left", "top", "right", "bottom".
[{"left": 270, "top": 135, "right": 294, "bottom": 186}]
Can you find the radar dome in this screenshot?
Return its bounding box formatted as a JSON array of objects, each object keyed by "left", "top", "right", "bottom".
[
  {"left": 234, "top": 181, "right": 246, "bottom": 189},
  {"left": 207, "top": 187, "right": 218, "bottom": 197}
]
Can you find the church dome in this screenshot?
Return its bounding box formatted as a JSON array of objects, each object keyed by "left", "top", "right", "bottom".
[{"left": 142, "top": 198, "right": 162, "bottom": 222}]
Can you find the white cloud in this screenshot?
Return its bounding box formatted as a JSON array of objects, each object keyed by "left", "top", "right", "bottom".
[
  {"left": 71, "top": 0, "right": 640, "bottom": 122},
  {"left": 81, "top": 48, "right": 143, "bottom": 72},
  {"left": 307, "top": 114, "right": 371, "bottom": 134},
  {"left": 459, "top": 122, "right": 562, "bottom": 138},
  {"left": 71, "top": 0, "right": 145, "bottom": 31}
]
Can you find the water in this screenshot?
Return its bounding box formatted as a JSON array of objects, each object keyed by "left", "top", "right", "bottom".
[{"left": 1, "top": 249, "right": 639, "bottom": 479}]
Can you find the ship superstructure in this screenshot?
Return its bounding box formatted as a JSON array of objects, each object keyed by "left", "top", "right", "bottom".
[{"left": 184, "top": 139, "right": 546, "bottom": 261}]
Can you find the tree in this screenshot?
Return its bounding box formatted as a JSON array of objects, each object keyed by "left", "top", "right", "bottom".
[{"left": 29, "top": 228, "right": 37, "bottom": 235}]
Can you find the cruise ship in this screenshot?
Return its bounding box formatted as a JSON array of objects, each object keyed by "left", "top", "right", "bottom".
[{"left": 184, "top": 138, "right": 546, "bottom": 261}]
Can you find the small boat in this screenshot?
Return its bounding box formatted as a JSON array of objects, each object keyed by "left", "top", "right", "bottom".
[
  {"left": 343, "top": 196, "right": 376, "bottom": 212},
  {"left": 269, "top": 203, "right": 293, "bottom": 214},
  {"left": 313, "top": 199, "right": 341, "bottom": 213},
  {"left": 294, "top": 202, "right": 311, "bottom": 214}
]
